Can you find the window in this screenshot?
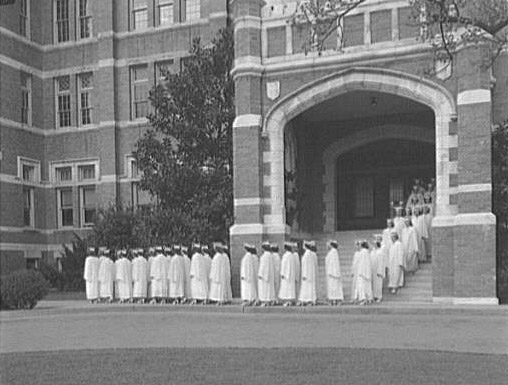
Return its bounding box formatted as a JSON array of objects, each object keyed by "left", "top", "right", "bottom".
[
  {"left": 158, "top": 0, "right": 174, "bottom": 26},
  {"left": 80, "top": 186, "right": 96, "bottom": 226},
  {"left": 21, "top": 72, "right": 32, "bottom": 125},
  {"left": 23, "top": 187, "right": 34, "bottom": 227},
  {"left": 78, "top": 72, "right": 93, "bottom": 126},
  {"left": 58, "top": 189, "right": 73, "bottom": 227},
  {"left": 19, "top": 0, "right": 30, "bottom": 38},
  {"left": 155, "top": 59, "right": 174, "bottom": 84},
  {"left": 78, "top": 0, "right": 92, "bottom": 39},
  {"left": 132, "top": 0, "right": 148, "bottom": 30},
  {"left": 354, "top": 176, "right": 374, "bottom": 217},
  {"left": 132, "top": 182, "right": 152, "bottom": 210},
  {"left": 131, "top": 65, "right": 149, "bottom": 120},
  {"left": 22, "top": 164, "right": 35, "bottom": 182},
  {"left": 78, "top": 164, "right": 95, "bottom": 181},
  {"left": 129, "top": 158, "right": 140, "bottom": 179},
  {"left": 55, "top": 0, "right": 70, "bottom": 43},
  {"left": 185, "top": 0, "right": 200, "bottom": 21},
  {"left": 56, "top": 166, "right": 72, "bottom": 182},
  {"left": 56, "top": 76, "right": 72, "bottom": 128}
]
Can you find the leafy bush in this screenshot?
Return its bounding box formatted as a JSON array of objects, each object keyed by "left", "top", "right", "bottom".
[
  {"left": 0, "top": 270, "right": 49, "bottom": 310},
  {"left": 38, "top": 261, "right": 64, "bottom": 290},
  {"left": 60, "top": 234, "right": 88, "bottom": 291}
]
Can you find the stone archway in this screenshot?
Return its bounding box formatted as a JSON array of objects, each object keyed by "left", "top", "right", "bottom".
[
  {"left": 321, "top": 124, "right": 435, "bottom": 233},
  {"left": 263, "top": 67, "right": 457, "bottom": 232}
]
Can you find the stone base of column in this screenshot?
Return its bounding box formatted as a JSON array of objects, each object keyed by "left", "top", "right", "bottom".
[{"left": 432, "top": 213, "right": 498, "bottom": 303}]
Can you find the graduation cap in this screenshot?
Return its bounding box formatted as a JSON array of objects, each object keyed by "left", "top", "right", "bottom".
[
  {"left": 304, "top": 240, "right": 316, "bottom": 250},
  {"left": 270, "top": 244, "right": 279, "bottom": 252},
  {"left": 104, "top": 249, "right": 111, "bottom": 255},
  {"left": 87, "top": 247, "right": 95, "bottom": 254},
  {"left": 261, "top": 241, "right": 271, "bottom": 251},
  {"left": 328, "top": 240, "right": 338, "bottom": 248},
  {"left": 121, "top": 249, "right": 127, "bottom": 256},
  {"left": 284, "top": 241, "right": 293, "bottom": 251},
  {"left": 148, "top": 247, "right": 155, "bottom": 254},
  {"left": 115, "top": 250, "right": 123, "bottom": 257},
  {"left": 213, "top": 242, "right": 224, "bottom": 251},
  {"left": 155, "top": 246, "right": 163, "bottom": 253},
  {"left": 201, "top": 244, "right": 211, "bottom": 253},
  {"left": 163, "top": 246, "right": 172, "bottom": 253},
  {"left": 374, "top": 234, "right": 383, "bottom": 241},
  {"left": 181, "top": 245, "right": 189, "bottom": 254}
]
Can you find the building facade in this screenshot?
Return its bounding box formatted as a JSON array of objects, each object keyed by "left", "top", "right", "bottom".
[
  {"left": 229, "top": 0, "right": 508, "bottom": 304},
  {"left": 0, "top": 0, "right": 227, "bottom": 273}
]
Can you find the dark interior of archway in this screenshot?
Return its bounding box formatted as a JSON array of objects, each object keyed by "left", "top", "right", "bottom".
[{"left": 336, "top": 139, "right": 435, "bottom": 231}]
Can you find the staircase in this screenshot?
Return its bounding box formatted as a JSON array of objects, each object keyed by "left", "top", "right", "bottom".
[{"left": 312, "top": 231, "right": 433, "bottom": 303}]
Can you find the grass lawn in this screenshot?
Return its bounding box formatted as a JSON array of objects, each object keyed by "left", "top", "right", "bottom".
[
  {"left": 1, "top": 347, "right": 506, "bottom": 385},
  {"left": 44, "top": 291, "right": 85, "bottom": 301}
]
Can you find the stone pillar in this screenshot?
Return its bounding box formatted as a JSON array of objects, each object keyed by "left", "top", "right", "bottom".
[
  {"left": 453, "top": 44, "right": 497, "bottom": 304},
  {"left": 229, "top": 0, "right": 265, "bottom": 297}
]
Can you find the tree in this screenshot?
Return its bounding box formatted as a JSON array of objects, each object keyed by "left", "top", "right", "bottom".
[
  {"left": 134, "top": 27, "right": 235, "bottom": 244},
  {"left": 289, "top": 0, "right": 508, "bottom": 68}
]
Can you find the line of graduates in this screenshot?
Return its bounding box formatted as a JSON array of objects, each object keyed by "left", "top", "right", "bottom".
[{"left": 83, "top": 243, "right": 232, "bottom": 305}]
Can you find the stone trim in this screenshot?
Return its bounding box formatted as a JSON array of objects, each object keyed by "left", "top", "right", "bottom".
[
  {"left": 233, "top": 114, "right": 262, "bottom": 129},
  {"left": 457, "top": 183, "right": 492, "bottom": 193},
  {"left": 433, "top": 297, "right": 499, "bottom": 305},
  {"left": 263, "top": 67, "right": 456, "bottom": 231},
  {"left": 229, "top": 223, "right": 290, "bottom": 235},
  {"left": 457, "top": 89, "right": 491, "bottom": 105},
  {"left": 454, "top": 213, "right": 496, "bottom": 226},
  {"left": 234, "top": 198, "right": 263, "bottom": 206}
]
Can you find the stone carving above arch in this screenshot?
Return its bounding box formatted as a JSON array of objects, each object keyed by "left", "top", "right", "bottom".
[{"left": 321, "top": 124, "right": 435, "bottom": 233}]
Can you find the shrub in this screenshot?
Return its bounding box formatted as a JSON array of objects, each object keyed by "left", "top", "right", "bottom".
[
  {"left": 38, "top": 261, "right": 64, "bottom": 290},
  {"left": 0, "top": 270, "right": 50, "bottom": 310}
]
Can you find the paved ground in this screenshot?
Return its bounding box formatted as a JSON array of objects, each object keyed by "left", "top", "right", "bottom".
[{"left": 1, "top": 303, "right": 507, "bottom": 384}]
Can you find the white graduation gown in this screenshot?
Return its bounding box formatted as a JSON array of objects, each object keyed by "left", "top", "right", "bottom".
[
  {"left": 240, "top": 252, "right": 259, "bottom": 301},
  {"left": 370, "top": 248, "right": 385, "bottom": 300},
  {"left": 115, "top": 258, "right": 132, "bottom": 300},
  {"left": 298, "top": 250, "right": 318, "bottom": 303},
  {"left": 190, "top": 252, "right": 209, "bottom": 300},
  {"left": 354, "top": 249, "right": 372, "bottom": 302},
  {"left": 258, "top": 251, "right": 276, "bottom": 302},
  {"left": 184, "top": 255, "right": 192, "bottom": 298},
  {"left": 394, "top": 217, "right": 405, "bottom": 239},
  {"left": 147, "top": 256, "right": 154, "bottom": 298},
  {"left": 415, "top": 215, "right": 429, "bottom": 262},
  {"left": 150, "top": 254, "right": 167, "bottom": 298},
  {"left": 98, "top": 256, "right": 114, "bottom": 299},
  {"left": 168, "top": 254, "right": 186, "bottom": 298},
  {"left": 401, "top": 226, "right": 419, "bottom": 273},
  {"left": 424, "top": 213, "right": 433, "bottom": 257},
  {"left": 164, "top": 255, "right": 172, "bottom": 298},
  {"left": 209, "top": 252, "right": 231, "bottom": 302},
  {"left": 84, "top": 255, "right": 100, "bottom": 300},
  {"left": 272, "top": 252, "right": 281, "bottom": 298},
  {"left": 292, "top": 252, "right": 301, "bottom": 294},
  {"left": 279, "top": 251, "right": 299, "bottom": 300},
  {"left": 325, "top": 249, "right": 344, "bottom": 301},
  {"left": 132, "top": 256, "right": 148, "bottom": 298},
  {"left": 388, "top": 241, "right": 404, "bottom": 289}
]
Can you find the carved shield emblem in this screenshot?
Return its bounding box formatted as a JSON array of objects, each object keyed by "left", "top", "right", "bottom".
[{"left": 266, "top": 81, "right": 280, "bottom": 101}]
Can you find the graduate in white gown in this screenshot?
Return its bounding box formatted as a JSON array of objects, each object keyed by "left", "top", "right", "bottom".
[
  {"left": 146, "top": 248, "right": 155, "bottom": 300},
  {"left": 84, "top": 247, "right": 100, "bottom": 303},
  {"left": 163, "top": 246, "right": 173, "bottom": 301},
  {"left": 270, "top": 244, "right": 282, "bottom": 303},
  {"left": 98, "top": 248, "right": 115, "bottom": 302},
  {"left": 401, "top": 218, "right": 419, "bottom": 274},
  {"left": 350, "top": 241, "right": 361, "bottom": 301},
  {"left": 370, "top": 235, "right": 386, "bottom": 303},
  {"left": 393, "top": 207, "right": 405, "bottom": 239},
  {"left": 298, "top": 241, "right": 318, "bottom": 306},
  {"left": 168, "top": 245, "right": 186, "bottom": 304},
  {"left": 131, "top": 249, "right": 148, "bottom": 303},
  {"left": 202, "top": 245, "right": 213, "bottom": 291},
  {"left": 325, "top": 240, "right": 343, "bottom": 305},
  {"left": 279, "top": 242, "right": 299, "bottom": 306},
  {"left": 423, "top": 205, "right": 433, "bottom": 260},
  {"left": 292, "top": 243, "right": 301, "bottom": 296},
  {"left": 190, "top": 244, "right": 210, "bottom": 304},
  {"left": 240, "top": 244, "right": 259, "bottom": 305},
  {"left": 115, "top": 250, "right": 132, "bottom": 303},
  {"left": 388, "top": 231, "right": 405, "bottom": 294},
  {"left": 149, "top": 247, "right": 167, "bottom": 304},
  {"left": 414, "top": 207, "right": 429, "bottom": 263},
  {"left": 353, "top": 241, "right": 372, "bottom": 305},
  {"left": 258, "top": 242, "right": 276, "bottom": 306},
  {"left": 209, "top": 243, "right": 232, "bottom": 305}
]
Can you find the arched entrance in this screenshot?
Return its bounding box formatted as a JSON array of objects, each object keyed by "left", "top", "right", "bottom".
[{"left": 263, "top": 67, "right": 456, "bottom": 236}]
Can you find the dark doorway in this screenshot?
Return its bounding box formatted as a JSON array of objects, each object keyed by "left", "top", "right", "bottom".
[{"left": 336, "top": 139, "right": 435, "bottom": 230}]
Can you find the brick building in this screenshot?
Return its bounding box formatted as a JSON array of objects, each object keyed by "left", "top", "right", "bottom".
[
  {"left": 0, "top": 0, "right": 227, "bottom": 272},
  {"left": 1, "top": 0, "right": 506, "bottom": 304},
  {"left": 229, "top": 0, "right": 507, "bottom": 304}
]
